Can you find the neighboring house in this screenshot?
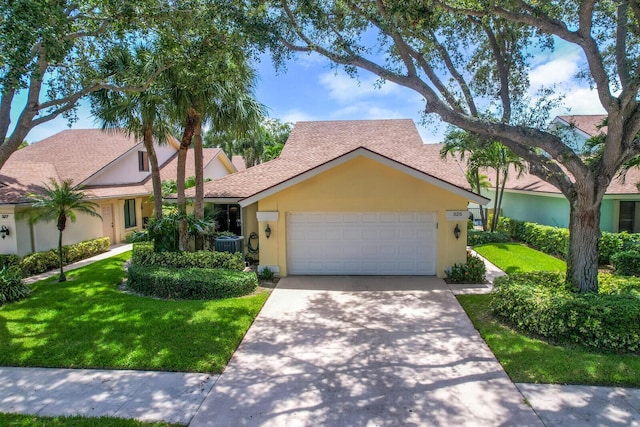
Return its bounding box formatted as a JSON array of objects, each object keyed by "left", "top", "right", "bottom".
[
  {"left": 0, "top": 129, "right": 236, "bottom": 256},
  {"left": 178, "top": 119, "right": 489, "bottom": 278},
  {"left": 478, "top": 115, "right": 640, "bottom": 233}
]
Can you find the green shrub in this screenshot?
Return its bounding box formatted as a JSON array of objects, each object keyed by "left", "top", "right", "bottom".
[
  {"left": 599, "top": 232, "right": 640, "bottom": 265},
  {"left": 127, "top": 265, "right": 257, "bottom": 300},
  {"left": 497, "top": 217, "right": 640, "bottom": 265},
  {"left": 611, "top": 250, "right": 640, "bottom": 276},
  {"left": 446, "top": 253, "right": 487, "bottom": 283},
  {"left": 0, "top": 254, "right": 20, "bottom": 269},
  {"left": 132, "top": 242, "right": 245, "bottom": 271},
  {"left": 0, "top": 266, "right": 30, "bottom": 305},
  {"left": 491, "top": 272, "right": 640, "bottom": 352},
  {"left": 19, "top": 250, "right": 59, "bottom": 276},
  {"left": 467, "top": 230, "right": 510, "bottom": 246},
  {"left": 599, "top": 273, "right": 640, "bottom": 297},
  {"left": 258, "top": 266, "right": 275, "bottom": 281},
  {"left": 125, "top": 230, "right": 150, "bottom": 243},
  {"left": 18, "top": 237, "right": 110, "bottom": 276}
]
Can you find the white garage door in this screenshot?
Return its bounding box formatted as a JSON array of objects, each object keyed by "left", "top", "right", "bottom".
[{"left": 287, "top": 212, "right": 437, "bottom": 275}]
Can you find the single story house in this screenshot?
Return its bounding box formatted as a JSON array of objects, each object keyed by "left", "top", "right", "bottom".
[
  {"left": 476, "top": 115, "right": 640, "bottom": 233},
  {"left": 179, "top": 119, "right": 489, "bottom": 278},
  {"left": 0, "top": 129, "right": 236, "bottom": 256}
]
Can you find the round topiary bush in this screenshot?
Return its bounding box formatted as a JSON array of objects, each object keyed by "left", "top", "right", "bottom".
[
  {"left": 490, "top": 272, "right": 640, "bottom": 353},
  {"left": 127, "top": 265, "right": 258, "bottom": 300}
]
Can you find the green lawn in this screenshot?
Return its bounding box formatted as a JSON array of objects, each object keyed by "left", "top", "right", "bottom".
[
  {"left": 0, "top": 252, "right": 269, "bottom": 373},
  {"left": 474, "top": 242, "right": 566, "bottom": 273},
  {"left": 458, "top": 294, "right": 640, "bottom": 386},
  {"left": 0, "top": 413, "right": 180, "bottom": 427}
]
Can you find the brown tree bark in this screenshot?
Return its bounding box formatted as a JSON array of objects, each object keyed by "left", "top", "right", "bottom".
[
  {"left": 193, "top": 115, "right": 204, "bottom": 251},
  {"left": 143, "top": 123, "right": 163, "bottom": 220},
  {"left": 177, "top": 107, "right": 199, "bottom": 252},
  {"left": 566, "top": 195, "right": 602, "bottom": 293}
]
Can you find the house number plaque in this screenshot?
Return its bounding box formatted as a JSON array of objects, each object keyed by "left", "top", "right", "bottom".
[{"left": 446, "top": 210, "right": 467, "bottom": 221}]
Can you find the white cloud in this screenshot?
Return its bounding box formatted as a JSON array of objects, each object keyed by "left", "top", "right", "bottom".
[
  {"left": 279, "top": 109, "right": 318, "bottom": 124},
  {"left": 529, "top": 57, "right": 579, "bottom": 90},
  {"left": 318, "top": 71, "right": 403, "bottom": 103}
]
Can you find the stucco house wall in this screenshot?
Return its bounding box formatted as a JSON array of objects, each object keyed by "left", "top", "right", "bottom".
[{"left": 255, "top": 156, "right": 469, "bottom": 278}]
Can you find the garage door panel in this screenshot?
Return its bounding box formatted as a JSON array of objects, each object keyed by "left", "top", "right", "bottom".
[{"left": 287, "top": 212, "right": 436, "bottom": 275}]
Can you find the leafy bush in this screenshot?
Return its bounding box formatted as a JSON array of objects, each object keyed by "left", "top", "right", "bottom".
[
  {"left": 258, "top": 266, "right": 275, "bottom": 281},
  {"left": 611, "top": 250, "right": 640, "bottom": 276},
  {"left": 0, "top": 254, "right": 20, "bottom": 269},
  {"left": 19, "top": 250, "right": 60, "bottom": 276},
  {"left": 127, "top": 265, "right": 257, "bottom": 300},
  {"left": 491, "top": 272, "right": 640, "bottom": 352},
  {"left": 599, "top": 232, "right": 640, "bottom": 265},
  {"left": 125, "top": 230, "right": 150, "bottom": 243},
  {"left": 445, "top": 253, "right": 487, "bottom": 283},
  {"left": 0, "top": 266, "right": 30, "bottom": 305},
  {"left": 132, "top": 242, "right": 245, "bottom": 271},
  {"left": 18, "top": 237, "right": 110, "bottom": 276},
  {"left": 497, "top": 217, "right": 640, "bottom": 265},
  {"left": 467, "top": 230, "right": 510, "bottom": 246}
]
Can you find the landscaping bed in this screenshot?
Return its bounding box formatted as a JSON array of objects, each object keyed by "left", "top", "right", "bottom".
[{"left": 459, "top": 240, "right": 640, "bottom": 386}]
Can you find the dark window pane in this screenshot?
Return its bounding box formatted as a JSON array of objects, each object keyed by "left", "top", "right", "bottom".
[{"left": 124, "top": 199, "right": 136, "bottom": 228}]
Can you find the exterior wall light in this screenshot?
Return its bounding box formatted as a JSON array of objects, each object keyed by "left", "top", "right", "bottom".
[
  {"left": 453, "top": 224, "right": 461, "bottom": 240},
  {"left": 0, "top": 225, "right": 9, "bottom": 239},
  {"left": 265, "top": 224, "right": 271, "bottom": 239}
]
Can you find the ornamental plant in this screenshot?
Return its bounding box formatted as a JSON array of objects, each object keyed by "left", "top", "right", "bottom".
[{"left": 446, "top": 253, "right": 486, "bottom": 283}]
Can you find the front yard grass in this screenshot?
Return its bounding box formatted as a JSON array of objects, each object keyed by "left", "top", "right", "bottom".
[
  {"left": 0, "top": 252, "right": 269, "bottom": 373},
  {"left": 0, "top": 413, "right": 180, "bottom": 427},
  {"left": 458, "top": 294, "right": 640, "bottom": 387},
  {"left": 473, "top": 242, "right": 566, "bottom": 273}
]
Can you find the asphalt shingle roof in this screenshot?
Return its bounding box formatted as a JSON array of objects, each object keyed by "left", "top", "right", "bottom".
[{"left": 188, "top": 119, "right": 472, "bottom": 200}]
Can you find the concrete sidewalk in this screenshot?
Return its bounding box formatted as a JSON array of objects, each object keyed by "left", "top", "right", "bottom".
[
  {"left": 0, "top": 367, "right": 217, "bottom": 424},
  {"left": 23, "top": 243, "right": 132, "bottom": 284}
]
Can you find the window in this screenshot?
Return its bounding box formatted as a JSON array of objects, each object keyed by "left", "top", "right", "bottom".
[
  {"left": 138, "top": 151, "right": 149, "bottom": 171},
  {"left": 124, "top": 199, "right": 137, "bottom": 228},
  {"left": 618, "top": 201, "right": 640, "bottom": 233}
]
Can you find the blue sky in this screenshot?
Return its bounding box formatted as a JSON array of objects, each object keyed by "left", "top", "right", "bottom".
[{"left": 21, "top": 41, "right": 606, "bottom": 144}]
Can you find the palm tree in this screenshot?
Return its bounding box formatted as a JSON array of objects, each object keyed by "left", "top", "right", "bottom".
[
  {"left": 441, "top": 129, "right": 525, "bottom": 231},
  {"left": 27, "top": 179, "right": 101, "bottom": 282},
  {"left": 90, "top": 46, "right": 172, "bottom": 222},
  {"left": 165, "top": 56, "right": 264, "bottom": 250}
]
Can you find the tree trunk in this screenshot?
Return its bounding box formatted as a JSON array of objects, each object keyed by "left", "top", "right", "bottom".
[
  {"left": 177, "top": 108, "right": 199, "bottom": 252},
  {"left": 493, "top": 170, "right": 508, "bottom": 232},
  {"left": 490, "top": 170, "right": 501, "bottom": 232},
  {"left": 566, "top": 197, "right": 601, "bottom": 293},
  {"left": 57, "top": 220, "right": 66, "bottom": 282},
  {"left": 143, "top": 123, "right": 163, "bottom": 221},
  {"left": 472, "top": 170, "right": 487, "bottom": 231},
  {"left": 194, "top": 115, "right": 204, "bottom": 251}
]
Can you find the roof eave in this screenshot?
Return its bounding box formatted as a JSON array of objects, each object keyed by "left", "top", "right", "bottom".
[{"left": 239, "top": 148, "right": 489, "bottom": 207}]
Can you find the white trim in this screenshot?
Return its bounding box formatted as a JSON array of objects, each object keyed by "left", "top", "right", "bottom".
[
  {"left": 239, "top": 148, "right": 489, "bottom": 207},
  {"left": 256, "top": 211, "right": 279, "bottom": 222}
]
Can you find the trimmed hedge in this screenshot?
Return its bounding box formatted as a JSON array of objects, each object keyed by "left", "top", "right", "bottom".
[
  {"left": 0, "top": 266, "right": 30, "bottom": 305},
  {"left": 496, "top": 217, "right": 640, "bottom": 265},
  {"left": 467, "top": 230, "right": 510, "bottom": 246},
  {"left": 7, "top": 237, "right": 110, "bottom": 277},
  {"left": 491, "top": 272, "right": 640, "bottom": 352},
  {"left": 127, "top": 265, "right": 257, "bottom": 300},
  {"left": 496, "top": 217, "right": 569, "bottom": 259},
  {"left": 132, "top": 242, "right": 245, "bottom": 271},
  {"left": 611, "top": 250, "right": 640, "bottom": 277}
]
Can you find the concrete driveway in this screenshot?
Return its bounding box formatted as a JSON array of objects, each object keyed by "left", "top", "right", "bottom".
[{"left": 190, "top": 276, "right": 541, "bottom": 426}]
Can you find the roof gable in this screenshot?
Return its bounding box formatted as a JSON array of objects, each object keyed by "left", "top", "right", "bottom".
[
  {"left": 239, "top": 147, "right": 488, "bottom": 207},
  {"left": 190, "top": 119, "right": 487, "bottom": 205}
]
